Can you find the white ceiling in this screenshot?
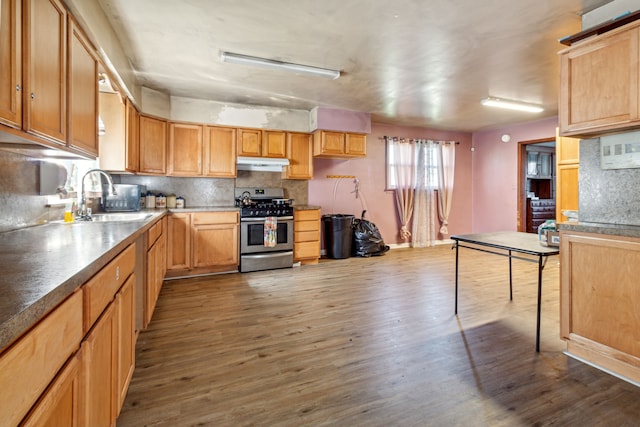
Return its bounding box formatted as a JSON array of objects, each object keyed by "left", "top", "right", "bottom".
[{"left": 97, "top": 0, "right": 613, "bottom": 132}]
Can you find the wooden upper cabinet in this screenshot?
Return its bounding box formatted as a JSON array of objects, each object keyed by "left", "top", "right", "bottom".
[
  {"left": 0, "top": 0, "right": 22, "bottom": 129},
  {"left": 139, "top": 114, "right": 167, "bottom": 174},
  {"left": 284, "top": 132, "right": 313, "bottom": 179},
  {"left": 262, "top": 130, "right": 287, "bottom": 158},
  {"left": 67, "top": 17, "right": 98, "bottom": 157},
  {"left": 237, "top": 128, "right": 262, "bottom": 156},
  {"left": 346, "top": 133, "right": 367, "bottom": 156},
  {"left": 556, "top": 132, "right": 580, "bottom": 223},
  {"left": 204, "top": 126, "right": 236, "bottom": 177},
  {"left": 559, "top": 23, "right": 640, "bottom": 137},
  {"left": 125, "top": 98, "right": 139, "bottom": 172},
  {"left": 168, "top": 122, "right": 203, "bottom": 176},
  {"left": 313, "top": 130, "right": 367, "bottom": 158},
  {"left": 23, "top": 0, "right": 68, "bottom": 145}
]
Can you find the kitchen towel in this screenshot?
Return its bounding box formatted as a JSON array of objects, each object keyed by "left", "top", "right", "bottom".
[{"left": 264, "top": 216, "right": 277, "bottom": 247}]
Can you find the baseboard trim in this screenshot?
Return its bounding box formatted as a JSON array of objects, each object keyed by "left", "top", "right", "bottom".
[{"left": 320, "top": 239, "right": 455, "bottom": 255}]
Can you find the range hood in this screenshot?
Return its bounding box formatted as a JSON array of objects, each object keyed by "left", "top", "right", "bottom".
[{"left": 236, "top": 156, "right": 290, "bottom": 172}]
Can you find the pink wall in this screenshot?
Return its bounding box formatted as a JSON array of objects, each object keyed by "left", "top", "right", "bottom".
[
  {"left": 471, "top": 116, "right": 558, "bottom": 232},
  {"left": 308, "top": 123, "right": 473, "bottom": 245}
]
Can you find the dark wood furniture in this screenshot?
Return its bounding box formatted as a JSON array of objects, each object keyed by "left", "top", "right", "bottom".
[{"left": 526, "top": 199, "right": 556, "bottom": 234}]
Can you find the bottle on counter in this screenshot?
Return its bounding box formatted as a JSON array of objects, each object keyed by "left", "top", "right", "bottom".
[
  {"left": 156, "top": 193, "right": 166, "bottom": 209},
  {"left": 140, "top": 193, "right": 146, "bottom": 208},
  {"left": 166, "top": 194, "right": 177, "bottom": 209},
  {"left": 176, "top": 196, "right": 185, "bottom": 208},
  {"left": 146, "top": 192, "right": 156, "bottom": 208}
]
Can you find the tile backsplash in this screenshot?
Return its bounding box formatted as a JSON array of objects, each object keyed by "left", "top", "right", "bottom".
[
  {"left": 0, "top": 151, "right": 63, "bottom": 232},
  {"left": 0, "top": 148, "right": 310, "bottom": 232},
  {"left": 579, "top": 138, "right": 640, "bottom": 225}
]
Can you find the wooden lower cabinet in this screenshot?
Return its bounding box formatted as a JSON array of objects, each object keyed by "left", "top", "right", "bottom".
[
  {"left": 0, "top": 238, "right": 142, "bottom": 426},
  {"left": 145, "top": 217, "right": 166, "bottom": 327},
  {"left": 0, "top": 290, "right": 83, "bottom": 427},
  {"left": 294, "top": 209, "right": 321, "bottom": 264},
  {"left": 22, "top": 353, "right": 81, "bottom": 427},
  {"left": 166, "top": 211, "right": 239, "bottom": 277},
  {"left": 80, "top": 302, "right": 116, "bottom": 427},
  {"left": 560, "top": 230, "right": 640, "bottom": 383}
]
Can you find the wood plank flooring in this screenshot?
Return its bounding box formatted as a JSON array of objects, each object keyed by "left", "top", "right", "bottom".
[{"left": 117, "top": 245, "right": 640, "bottom": 426}]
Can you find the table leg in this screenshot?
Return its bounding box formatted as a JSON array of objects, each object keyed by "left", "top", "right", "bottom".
[
  {"left": 509, "top": 249, "right": 513, "bottom": 300},
  {"left": 536, "top": 255, "right": 543, "bottom": 352},
  {"left": 455, "top": 242, "right": 459, "bottom": 315}
]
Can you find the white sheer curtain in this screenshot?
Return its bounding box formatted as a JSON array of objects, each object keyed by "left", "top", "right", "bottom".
[
  {"left": 437, "top": 142, "right": 456, "bottom": 234},
  {"left": 391, "top": 139, "right": 415, "bottom": 241},
  {"left": 411, "top": 140, "right": 438, "bottom": 247}
]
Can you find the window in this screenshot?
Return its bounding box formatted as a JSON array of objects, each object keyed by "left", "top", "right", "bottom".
[{"left": 386, "top": 140, "right": 439, "bottom": 190}]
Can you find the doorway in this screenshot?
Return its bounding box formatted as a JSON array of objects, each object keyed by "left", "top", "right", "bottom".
[{"left": 517, "top": 138, "right": 556, "bottom": 233}]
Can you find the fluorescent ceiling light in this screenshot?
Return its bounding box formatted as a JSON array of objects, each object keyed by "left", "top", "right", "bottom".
[
  {"left": 220, "top": 51, "right": 340, "bottom": 80},
  {"left": 481, "top": 97, "right": 544, "bottom": 113}
]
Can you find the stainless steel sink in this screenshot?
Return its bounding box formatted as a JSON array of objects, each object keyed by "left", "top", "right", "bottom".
[{"left": 86, "top": 213, "right": 153, "bottom": 222}]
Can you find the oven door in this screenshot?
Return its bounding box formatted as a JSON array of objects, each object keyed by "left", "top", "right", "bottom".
[{"left": 240, "top": 216, "right": 294, "bottom": 254}]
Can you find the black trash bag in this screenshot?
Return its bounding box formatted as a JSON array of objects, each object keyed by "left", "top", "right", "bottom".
[{"left": 352, "top": 210, "right": 390, "bottom": 257}]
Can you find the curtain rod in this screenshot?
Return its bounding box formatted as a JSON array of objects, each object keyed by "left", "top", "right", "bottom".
[{"left": 382, "top": 136, "right": 459, "bottom": 144}]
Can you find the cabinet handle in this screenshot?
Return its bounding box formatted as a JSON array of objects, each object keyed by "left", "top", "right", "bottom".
[
  {"left": 116, "top": 266, "right": 120, "bottom": 281},
  {"left": 30, "top": 93, "right": 35, "bottom": 99},
  {"left": 15, "top": 85, "right": 20, "bottom": 92}
]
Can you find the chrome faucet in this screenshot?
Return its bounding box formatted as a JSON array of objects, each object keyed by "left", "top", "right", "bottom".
[{"left": 78, "top": 169, "right": 117, "bottom": 220}]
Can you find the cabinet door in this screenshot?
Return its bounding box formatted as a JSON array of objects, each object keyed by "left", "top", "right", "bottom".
[
  {"left": 193, "top": 223, "right": 238, "bottom": 268},
  {"left": 262, "top": 130, "right": 286, "bottom": 158},
  {"left": 115, "top": 274, "right": 135, "bottom": 415},
  {"left": 67, "top": 17, "right": 98, "bottom": 157},
  {"left": 80, "top": 303, "right": 116, "bottom": 427},
  {"left": 23, "top": 0, "right": 67, "bottom": 145},
  {"left": 145, "top": 242, "right": 157, "bottom": 328},
  {"left": 559, "top": 26, "right": 639, "bottom": 135},
  {"left": 556, "top": 164, "right": 579, "bottom": 222},
  {"left": 315, "top": 131, "right": 345, "bottom": 155},
  {"left": 168, "top": 122, "right": 203, "bottom": 176},
  {"left": 139, "top": 115, "right": 167, "bottom": 174},
  {"left": 167, "top": 213, "right": 192, "bottom": 270},
  {"left": 21, "top": 354, "right": 81, "bottom": 427},
  {"left": 527, "top": 151, "right": 539, "bottom": 176},
  {"left": 561, "top": 233, "right": 640, "bottom": 356},
  {"left": 204, "top": 126, "right": 236, "bottom": 177},
  {"left": 237, "top": 128, "right": 262, "bottom": 156},
  {"left": 125, "top": 99, "right": 139, "bottom": 172},
  {"left": 0, "top": 0, "right": 21, "bottom": 128},
  {"left": 284, "top": 132, "right": 313, "bottom": 179},
  {"left": 346, "top": 133, "right": 366, "bottom": 156},
  {"left": 557, "top": 135, "right": 580, "bottom": 164}
]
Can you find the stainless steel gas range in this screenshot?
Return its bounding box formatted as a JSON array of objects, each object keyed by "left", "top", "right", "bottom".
[{"left": 234, "top": 187, "right": 294, "bottom": 273}]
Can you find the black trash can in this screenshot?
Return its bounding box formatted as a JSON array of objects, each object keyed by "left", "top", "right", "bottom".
[{"left": 322, "top": 214, "right": 355, "bottom": 259}]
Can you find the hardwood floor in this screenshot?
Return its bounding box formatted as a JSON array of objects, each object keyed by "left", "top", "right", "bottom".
[{"left": 118, "top": 245, "right": 640, "bottom": 426}]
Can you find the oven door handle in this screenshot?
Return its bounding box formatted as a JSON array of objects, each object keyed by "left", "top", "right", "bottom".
[
  {"left": 241, "top": 216, "right": 294, "bottom": 222},
  {"left": 242, "top": 251, "right": 294, "bottom": 259}
]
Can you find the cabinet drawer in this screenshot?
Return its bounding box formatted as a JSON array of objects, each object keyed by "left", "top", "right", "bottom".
[
  {"left": 84, "top": 244, "right": 136, "bottom": 331},
  {"left": 295, "top": 241, "right": 321, "bottom": 259},
  {"left": 295, "top": 220, "right": 320, "bottom": 233},
  {"left": 295, "top": 230, "right": 320, "bottom": 242},
  {"left": 193, "top": 211, "right": 239, "bottom": 225},
  {"left": 0, "top": 290, "right": 83, "bottom": 427},
  {"left": 295, "top": 210, "right": 320, "bottom": 221},
  {"left": 146, "top": 219, "right": 163, "bottom": 249}
]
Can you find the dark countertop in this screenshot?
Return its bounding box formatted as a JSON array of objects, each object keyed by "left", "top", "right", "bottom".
[
  {"left": 0, "top": 211, "right": 166, "bottom": 352},
  {"left": 558, "top": 221, "right": 640, "bottom": 239}
]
